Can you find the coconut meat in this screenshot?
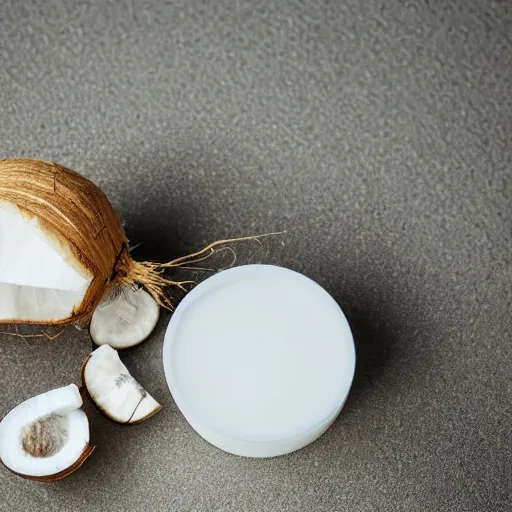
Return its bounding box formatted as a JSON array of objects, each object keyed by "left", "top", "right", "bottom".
[
  {"left": 84, "top": 345, "right": 162, "bottom": 423},
  {"left": 0, "top": 203, "right": 91, "bottom": 322},
  {"left": 90, "top": 286, "right": 160, "bottom": 349},
  {"left": 0, "top": 384, "right": 90, "bottom": 478}
]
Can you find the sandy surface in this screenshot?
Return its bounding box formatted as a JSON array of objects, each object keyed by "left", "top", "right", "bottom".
[{"left": 1, "top": 0, "right": 511, "bottom": 510}]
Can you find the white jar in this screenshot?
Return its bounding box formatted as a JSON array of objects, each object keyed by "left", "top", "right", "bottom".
[{"left": 163, "top": 265, "right": 355, "bottom": 457}]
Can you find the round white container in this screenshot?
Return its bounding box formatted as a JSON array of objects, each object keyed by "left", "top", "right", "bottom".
[{"left": 163, "top": 264, "right": 355, "bottom": 457}]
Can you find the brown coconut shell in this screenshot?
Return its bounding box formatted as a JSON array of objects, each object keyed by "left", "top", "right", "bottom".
[
  {"left": 0, "top": 158, "right": 127, "bottom": 325},
  {"left": 4, "top": 444, "right": 96, "bottom": 482}
]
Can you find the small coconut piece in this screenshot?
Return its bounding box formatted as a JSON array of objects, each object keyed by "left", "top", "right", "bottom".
[
  {"left": 0, "top": 384, "right": 94, "bottom": 481},
  {"left": 82, "top": 345, "right": 162, "bottom": 424},
  {"left": 89, "top": 286, "right": 160, "bottom": 349}
]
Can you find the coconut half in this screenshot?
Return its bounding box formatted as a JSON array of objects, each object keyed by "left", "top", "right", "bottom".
[
  {"left": 0, "top": 384, "right": 94, "bottom": 481},
  {"left": 82, "top": 345, "right": 162, "bottom": 424},
  {"left": 89, "top": 286, "right": 160, "bottom": 349},
  {"left": 0, "top": 158, "right": 125, "bottom": 325}
]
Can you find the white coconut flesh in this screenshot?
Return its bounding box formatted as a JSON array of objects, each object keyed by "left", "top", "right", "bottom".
[
  {"left": 0, "top": 203, "right": 91, "bottom": 322},
  {"left": 89, "top": 286, "right": 160, "bottom": 349},
  {"left": 0, "top": 384, "right": 90, "bottom": 478},
  {"left": 83, "top": 345, "right": 162, "bottom": 423}
]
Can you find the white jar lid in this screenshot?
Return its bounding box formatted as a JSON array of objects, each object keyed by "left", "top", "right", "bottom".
[{"left": 163, "top": 265, "right": 355, "bottom": 457}]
